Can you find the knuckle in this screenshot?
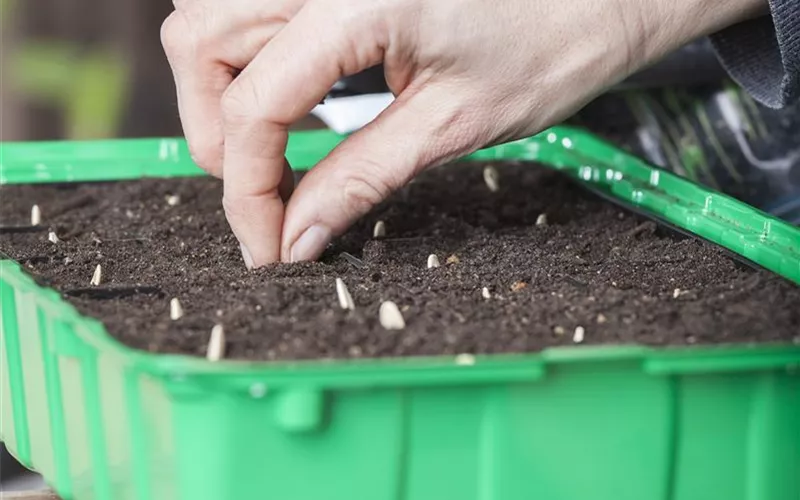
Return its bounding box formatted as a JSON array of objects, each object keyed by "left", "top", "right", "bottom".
[
  {"left": 161, "top": 5, "right": 212, "bottom": 62},
  {"left": 221, "top": 82, "right": 261, "bottom": 127},
  {"left": 161, "top": 10, "right": 195, "bottom": 60},
  {"left": 340, "top": 167, "right": 395, "bottom": 217},
  {"left": 186, "top": 139, "right": 222, "bottom": 176},
  {"left": 160, "top": 13, "right": 185, "bottom": 57},
  {"left": 221, "top": 193, "right": 247, "bottom": 221}
]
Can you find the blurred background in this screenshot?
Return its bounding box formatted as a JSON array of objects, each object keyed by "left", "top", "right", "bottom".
[
  {"left": 0, "top": 0, "right": 799, "bottom": 494},
  {"left": 0, "top": 0, "right": 180, "bottom": 142}
]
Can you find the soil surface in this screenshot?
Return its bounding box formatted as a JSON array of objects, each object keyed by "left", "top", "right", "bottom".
[{"left": 1, "top": 163, "right": 798, "bottom": 360}]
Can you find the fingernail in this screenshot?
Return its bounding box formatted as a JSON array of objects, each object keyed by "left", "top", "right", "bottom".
[
  {"left": 290, "top": 225, "right": 332, "bottom": 263},
  {"left": 239, "top": 241, "right": 254, "bottom": 270}
]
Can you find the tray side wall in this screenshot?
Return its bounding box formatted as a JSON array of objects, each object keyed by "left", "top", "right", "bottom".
[{"left": 2, "top": 261, "right": 799, "bottom": 500}]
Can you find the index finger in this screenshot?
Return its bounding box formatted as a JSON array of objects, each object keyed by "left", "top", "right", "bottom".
[
  {"left": 162, "top": 11, "right": 232, "bottom": 177},
  {"left": 219, "top": 2, "right": 382, "bottom": 266}
]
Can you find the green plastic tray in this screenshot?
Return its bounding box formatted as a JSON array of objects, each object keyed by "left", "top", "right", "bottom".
[{"left": 1, "top": 126, "right": 798, "bottom": 500}]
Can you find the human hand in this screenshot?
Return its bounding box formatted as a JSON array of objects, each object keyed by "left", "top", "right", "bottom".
[{"left": 162, "top": 0, "right": 766, "bottom": 267}]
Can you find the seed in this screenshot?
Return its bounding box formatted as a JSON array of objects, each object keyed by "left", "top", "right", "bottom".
[
  {"left": 483, "top": 165, "right": 500, "bottom": 192},
  {"left": 335, "top": 278, "right": 355, "bottom": 310},
  {"left": 169, "top": 297, "right": 184, "bottom": 320},
  {"left": 373, "top": 220, "right": 386, "bottom": 239},
  {"left": 481, "top": 287, "right": 491, "bottom": 299},
  {"left": 510, "top": 281, "right": 527, "bottom": 292},
  {"left": 31, "top": 205, "right": 42, "bottom": 226},
  {"left": 427, "top": 254, "right": 440, "bottom": 269},
  {"left": 379, "top": 301, "right": 405, "bottom": 330},
  {"left": 47, "top": 231, "right": 60, "bottom": 244},
  {"left": 554, "top": 325, "right": 566, "bottom": 336},
  {"left": 206, "top": 324, "right": 226, "bottom": 361},
  {"left": 90, "top": 264, "right": 103, "bottom": 286},
  {"left": 446, "top": 254, "right": 460, "bottom": 264},
  {"left": 455, "top": 353, "right": 476, "bottom": 366},
  {"left": 166, "top": 194, "right": 181, "bottom": 206},
  {"left": 340, "top": 251, "right": 365, "bottom": 268},
  {"left": 536, "top": 213, "right": 548, "bottom": 226},
  {"left": 672, "top": 288, "right": 682, "bottom": 298},
  {"left": 596, "top": 313, "right": 607, "bottom": 324},
  {"left": 573, "top": 326, "right": 585, "bottom": 343}
]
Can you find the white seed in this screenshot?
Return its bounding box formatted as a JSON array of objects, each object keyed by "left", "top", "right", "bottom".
[
  {"left": 481, "top": 287, "right": 491, "bottom": 299},
  {"left": 379, "top": 301, "right": 405, "bottom": 330},
  {"left": 335, "top": 278, "right": 355, "bottom": 310},
  {"left": 536, "top": 213, "right": 548, "bottom": 226},
  {"left": 427, "top": 254, "right": 440, "bottom": 269},
  {"left": 483, "top": 165, "right": 500, "bottom": 192},
  {"left": 31, "top": 205, "right": 42, "bottom": 226},
  {"left": 169, "top": 297, "right": 184, "bottom": 320},
  {"left": 455, "top": 353, "right": 476, "bottom": 366},
  {"left": 373, "top": 220, "right": 386, "bottom": 239},
  {"left": 90, "top": 264, "right": 102, "bottom": 286},
  {"left": 206, "top": 324, "right": 226, "bottom": 361},
  {"left": 672, "top": 288, "right": 682, "bottom": 298},
  {"left": 573, "top": 326, "right": 585, "bottom": 344},
  {"left": 166, "top": 194, "right": 181, "bottom": 206},
  {"left": 47, "top": 231, "right": 60, "bottom": 244}
]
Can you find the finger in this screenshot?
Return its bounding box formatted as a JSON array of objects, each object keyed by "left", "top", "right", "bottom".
[
  {"left": 175, "top": 66, "right": 233, "bottom": 178},
  {"left": 162, "top": 9, "right": 291, "bottom": 177},
  {"left": 220, "top": 2, "right": 383, "bottom": 267},
  {"left": 281, "top": 84, "right": 481, "bottom": 262},
  {"left": 162, "top": 12, "right": 233, "bottom": 177}
]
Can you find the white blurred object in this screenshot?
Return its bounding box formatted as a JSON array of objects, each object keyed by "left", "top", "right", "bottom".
[{"left": 311, "top": 93, "right": 394, "bottom": 134}]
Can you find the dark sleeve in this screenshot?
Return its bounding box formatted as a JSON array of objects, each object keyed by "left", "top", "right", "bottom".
[{"left": 710, "top": 0, "right": 799, "bottom": 109}]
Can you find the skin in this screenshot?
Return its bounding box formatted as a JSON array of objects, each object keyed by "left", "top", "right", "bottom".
[{"left": 161, "top": 0, "right": 766, "bottom": 268}]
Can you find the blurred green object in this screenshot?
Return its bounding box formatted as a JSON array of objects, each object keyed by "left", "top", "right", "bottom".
[
  {"left": 10, "top": 42, "right": 129, "bottom": 139},
  {"left": 0, "top": 0, "right": 12, "bottom": 20},
  {"left": 1, "top": 128, "right": 798, "bottom": 500}
]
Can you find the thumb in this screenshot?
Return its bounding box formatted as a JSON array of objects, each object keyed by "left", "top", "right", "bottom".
[{"left": 281, "top": 85, "right": 480, "bottom": 262}]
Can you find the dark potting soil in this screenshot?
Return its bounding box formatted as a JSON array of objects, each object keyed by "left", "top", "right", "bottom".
[{"left": 0, "top": 163, "right": 798, "bottom": 360}]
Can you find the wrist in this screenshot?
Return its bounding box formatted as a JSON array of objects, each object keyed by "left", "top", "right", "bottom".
[{"left": 631, "top": 0, "right": 768, "bottom": 67}]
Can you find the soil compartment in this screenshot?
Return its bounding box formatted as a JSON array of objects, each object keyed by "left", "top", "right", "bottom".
[{"left": 1, "top": 162, "right": 797, "bottom": 361}]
